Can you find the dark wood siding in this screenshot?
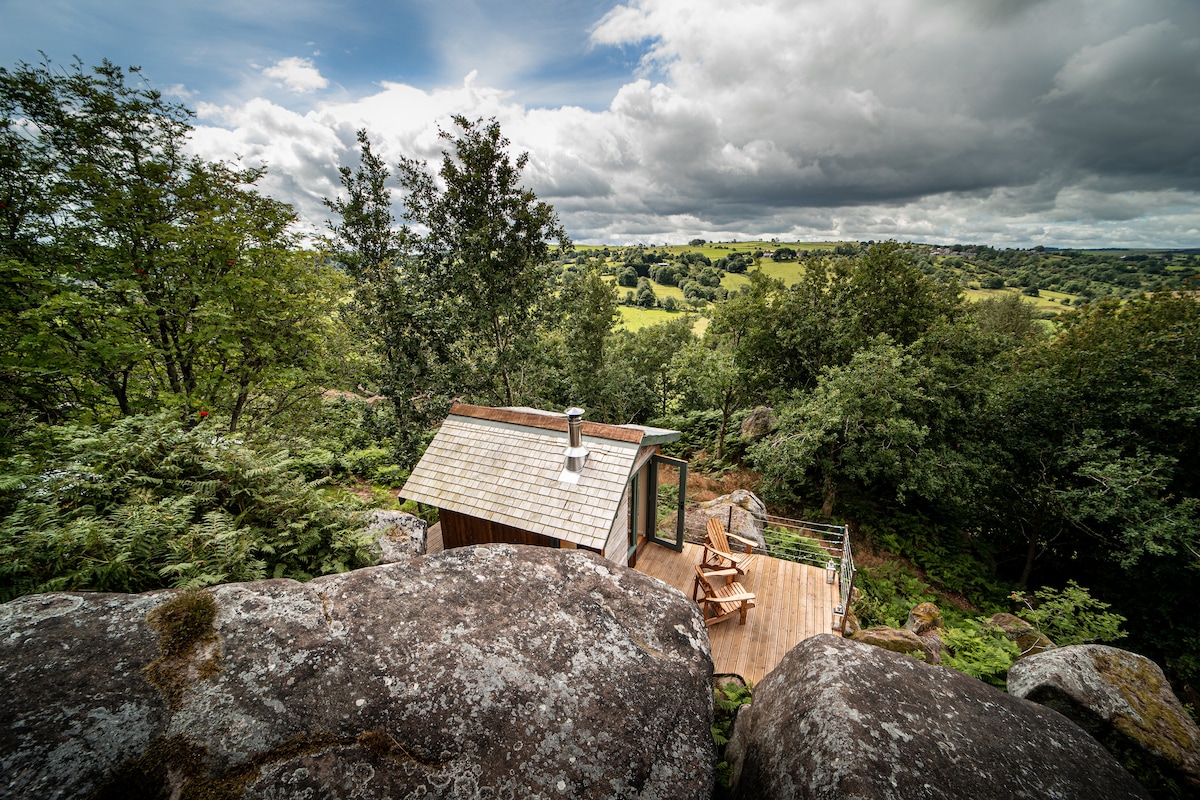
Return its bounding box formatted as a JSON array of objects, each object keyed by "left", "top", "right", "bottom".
[{"left": 439, "top": 508, "right": 561, "bottom": 550}]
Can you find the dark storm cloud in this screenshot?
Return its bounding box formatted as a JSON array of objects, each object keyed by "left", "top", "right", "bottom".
[{"left": 180, "top": 0, "right": 1200, "bottom": 246}]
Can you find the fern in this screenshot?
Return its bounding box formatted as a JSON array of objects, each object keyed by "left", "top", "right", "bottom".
[
  {"left": 941, "top": 618, "right": 1019, "bottom": 689},
  {"left": 0, "top": 413, "right": 375, "bottom": 600}
]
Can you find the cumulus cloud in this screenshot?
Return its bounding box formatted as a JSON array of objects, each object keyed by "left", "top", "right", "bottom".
[
  {"left": 191, "top": 0, "right": 1200, "bottom": 246},
  {"left": 262, "top": 57, "right": 329, "bottom": 93}
]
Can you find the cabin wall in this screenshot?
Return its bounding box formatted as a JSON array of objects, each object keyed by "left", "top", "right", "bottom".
[
  {"left": 602, "top": 492, "right": 630, "bottom": 563},
  {"left": 439, "top": 508, "right": 561, "bottom": 550},
  {"left": 601, "top": 445, "right": 660, "bottom": 566}
]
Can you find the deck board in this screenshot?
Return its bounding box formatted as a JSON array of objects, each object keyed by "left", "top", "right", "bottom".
[{"left": 635, "top": 541, "right": 837, "bottom": 685}]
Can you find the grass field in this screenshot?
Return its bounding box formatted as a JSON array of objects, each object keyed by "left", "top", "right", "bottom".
[
  {"left": 753, "top": 261, "right": 807, "bottom": 284},
  {"left": 617, "top": 306, "right": 708, "bottom": 335},
  {"left": 593, "top": 240, "right": 1083, "bottom": 329},
  {"left": 963, "top": 287, "right": 1078, "bottom": 315}
]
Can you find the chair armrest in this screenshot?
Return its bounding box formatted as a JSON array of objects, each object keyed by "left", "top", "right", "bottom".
[
  {"left": 726, "top": 531, "right": 758, "bottom": 551},
  {"left": 720, "top": 591, "right": 756, "bottom": 603},
  {"left": 702, "top": 568, "right": 739, "bottom": 579}
]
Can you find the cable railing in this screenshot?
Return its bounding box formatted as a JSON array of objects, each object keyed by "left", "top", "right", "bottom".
[{"left": 763, "top": 515, "right": 854, "bottom": 615}]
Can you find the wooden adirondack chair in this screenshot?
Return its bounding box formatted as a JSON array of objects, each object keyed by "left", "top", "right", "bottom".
[
  {"left": 701, "top": 517, "right": 759, "bottom": 578},
  {"left": 692, "top": 566, "right": 756, "bottom": 626}
]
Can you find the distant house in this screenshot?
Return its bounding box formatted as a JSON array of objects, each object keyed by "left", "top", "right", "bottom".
[{"left": 400, "top": 404, "right": 688, "bottom": 567}]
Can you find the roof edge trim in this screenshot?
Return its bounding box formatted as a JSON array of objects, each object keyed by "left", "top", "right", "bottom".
[{"left": 449, "top": 403, "right": 645, "bottom": 444}]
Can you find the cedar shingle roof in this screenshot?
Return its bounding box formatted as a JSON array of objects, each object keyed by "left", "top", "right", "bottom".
[{"left": 400, "top": 405, "right": 679, "bottom": 550}]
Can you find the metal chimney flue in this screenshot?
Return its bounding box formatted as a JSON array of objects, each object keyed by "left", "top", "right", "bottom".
[{"left": 562, "top": 407, "right": 589, "bottom": 479}]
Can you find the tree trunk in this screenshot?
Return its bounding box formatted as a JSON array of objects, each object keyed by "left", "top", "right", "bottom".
[
  {"left": 821, "top": 478, "right": 837, "bottom": 518},
  {"left": 717, "top": 393, "right": 732, "bottom": 461},
  {"left": 156, "top": 308, "right": 183, "bottom": 395},
  {"left": 229, "top": 388, "right": 250, "bottom": 432},
  {"left": 1017, "top": 536, "right": 1038, "bottom": 589}
]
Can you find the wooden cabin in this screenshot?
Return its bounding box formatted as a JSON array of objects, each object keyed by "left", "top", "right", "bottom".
[{"left": 400, "top": 404, "right": 688, "bottom": 567}]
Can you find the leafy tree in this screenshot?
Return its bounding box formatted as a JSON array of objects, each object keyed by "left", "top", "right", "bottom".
[
  {"left": 671, "top": 343, "right": 741, "bottom": 461},
  {"left": 559, "top": 266, "right": 620, "bottom": 414},
  {"left": 397, "top": 116, "right": 570, "bottom": 406},
  {"left": 981, "top": 294, "right": 1200, "bottom": 678},
  {"left": 609, "top": 318, "right": 696, "bottom": 420},
  {"left": 0, "top": 58, "right": 342, "bottom": 429},
  {"left": 323, "top": 129, "right": 405, "bottom": 282},
  {"left": 322, "top": 129, "right": 447, "bottom": 464},
  {"left": 635, "top": 277, "right": 658, "bottom": 308},
  {"left": 752, "top": 336, "right": 932, "bottom": 517},
  {"left": 971, "top": 292, "right": 1042, "bottom": 346},
  {"left": 844, "top": 242, "right": 963, "bottom": 349}
]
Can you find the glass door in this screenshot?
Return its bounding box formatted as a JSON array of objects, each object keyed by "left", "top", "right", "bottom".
[{"left": 646, "top": 454, "right": 687, "bottom": 552}]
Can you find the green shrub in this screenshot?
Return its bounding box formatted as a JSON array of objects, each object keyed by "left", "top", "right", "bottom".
[
  {"left": 0, "top": 414, "right": 375, "bottom": 600},
  {"left": 854, "top": 561, "right": 939, "bottom": 628},
  {"left": 712, "top": 680, "right": 753, "bottom": 795},
  {"left": 764, "top": 527, "right": 829, "bottom": 567},
  {"left": 1012, "top": 581, "right": 1127, "bottom": 646},
  {"left": 941, "top": 618, "right": 1020, "bottom": 689},
  {"left": 343, "top": 447, "right": 394, "bottom": 480},
  {"left": 372, "top": 464, "right": 410, "bottom": 488},
  {"left": 865, "top": 514, "right": 1009, "bottom": 611},
  {"left": 291, "top": 445, "right": 339, "bottom": 479}
]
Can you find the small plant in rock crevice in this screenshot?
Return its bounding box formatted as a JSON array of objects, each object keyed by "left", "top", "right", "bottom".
[{"left": 712, "top": 678, "right": 753, "bottom": 796}]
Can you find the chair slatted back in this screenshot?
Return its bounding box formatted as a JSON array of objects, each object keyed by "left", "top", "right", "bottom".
[
  {"left": 694, "top": 565, "right": 718, "bottom": 598},
  {"left": 706, "top": 517, "right": 731, "bottom": 553}
]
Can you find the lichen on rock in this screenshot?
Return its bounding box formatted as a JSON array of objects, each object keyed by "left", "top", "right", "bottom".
[
  {"left": 1009, "top": 644, "right": 1200, "bottom": 798},
  {"left": 725, "top": 634, "right": 1151, "bottom": 800},
  {"left": 2, "top": 545, "right": 716, "bottom": 799}
]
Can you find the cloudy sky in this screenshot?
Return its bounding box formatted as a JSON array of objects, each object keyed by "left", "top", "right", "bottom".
[{"left": 3, "top": 0, "right": 1199, "bottom": 247}]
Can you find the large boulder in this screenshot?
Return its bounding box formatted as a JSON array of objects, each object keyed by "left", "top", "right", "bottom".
[
  {"left": 1009, "top": 645, "right": 1200, "bottom": 798},
  {"left": 725, "top": 634, "right": 1149, "bottom": 800},
  {"left": 739, "top": 406, "right": 776, "bottom": 440},
  {"left": 362, "top": 509, "right": 428, "bottom": 562},
  {"left": 1, "top": 545, "right": 715, "bottom": 800},
  {"left": 681, "top": 489, "right": 768, "bottom": 550},
  {"left": 905, "top": 601, "right": 944, "bottom": 635},
  {"left": 989, "top": 612, "right": 1055, "bottom": 660},
  {"left": 850, "top": 625, "right": 943, "bottom": 665}
]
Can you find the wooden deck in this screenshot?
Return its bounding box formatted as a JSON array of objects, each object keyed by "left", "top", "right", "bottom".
[{"left": 634, "top": 541, "right": 840, "bottom": 685}]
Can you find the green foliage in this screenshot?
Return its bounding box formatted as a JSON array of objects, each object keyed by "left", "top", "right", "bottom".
[
  {"left": 940, "top": 618, "right": 1020, "bottom": 689},
  {"left": 971, "top": 292, "right": 1043, "bottom": 346},
  {"left": 865, "top": 514, "right": 1010, "bottom": 611},
  {"left": 763, "top": 526, "right": 829, "bottom": 567},
  {"left": 1, "top": 58, "right": 344, "bottom": 428},
  {"left": 711, "top": 680, "right": 753, "bottom": 747},
  {"left": 650, "top": 410, "right": 725, "bottom": 459},
  {"left": 0, "top": 414, "right": 374, "bottom": 599},
  {"left": 752, "top": 336, "right": 932, "bottom": 516},
  {"left": 853, "top": 562, "right": 939, "bottom": 629},
  {"left": 396, "top": 115, "right": 570, "bottom": 407},
  {"left": 711, "top": 679, "right": 753, "bottom": 794},
  {"left": 1012, "top": 581, "right": 1127, "bottom": 646},
  {"left": 858, "top": 560, "right": 1018, "bottom": 688}
]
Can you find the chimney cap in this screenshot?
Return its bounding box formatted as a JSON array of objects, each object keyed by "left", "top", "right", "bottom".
[{"left": 565, "top": 407, "right": 585, "bottom": 418}]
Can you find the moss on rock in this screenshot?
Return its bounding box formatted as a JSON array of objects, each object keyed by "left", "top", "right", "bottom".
[{"left": 143, "top": 591, "right": 222, "bottom": 708}]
